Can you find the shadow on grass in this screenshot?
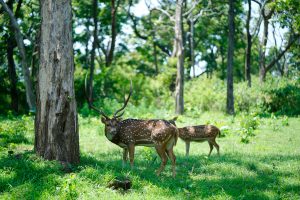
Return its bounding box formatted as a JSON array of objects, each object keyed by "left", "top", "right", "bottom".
[
  {"left": 78, "top": 151, "right": 300, "bottom": 199},
  {"left": 0, "top": 151, "right": 63, "bottom": 199},
  {"left": 0, "top": 132, "right": 30, "bottom": 147},
  {"left": 1, "top": 149, "right": 299, "bottom": 199}
]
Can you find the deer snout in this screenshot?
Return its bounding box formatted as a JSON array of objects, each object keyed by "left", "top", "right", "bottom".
[{"left": 105, "top": 128, "right": 117, "bottom": 141}]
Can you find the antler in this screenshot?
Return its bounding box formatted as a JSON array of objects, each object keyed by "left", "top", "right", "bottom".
[
  {"left": 114, "top": 80, "right": 132, "bottom": 118},
  {"left": 85, "top": 73, "right": 109, "bottom": 119}
]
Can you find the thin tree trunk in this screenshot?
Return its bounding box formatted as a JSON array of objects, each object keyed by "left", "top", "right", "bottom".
[
  {"left": 0, "top": 0, "right": 36, "bottom": 111},
  {"left": 149, "top": 12, "right": 158, "bottom": 75},
  {"left": 5, "top": 0, "right": 18, "bottom": 113},
  {"left": 153, "top": 41, "right": 159, "bottom": 75},
  {"left": 220, "top": 44, "right": 226, "bottom": 79},
  {"left": 259, "top": 4, "right": 275, "bottom": 83},
  {"left": 259, "top": 18, "right": 269, "bottom": 82},
  {"left": 245, "top": 0, "right": 252, "bottom": 87},
  {"left": 174, "top": 0, "right": 184, "bottom": 114},
  {"left": 7, "top": 36, "right": 18, "bottom": 113},
  {"left": 35, "top": 0, "right": 79, "bottom": 164},
  {"left": 190, "top": 19, "right": 195, "bottom": 78},
  {"left": 226, "top": 0, "right": 235, "bottom": 115},
  {"left": 106, "top": 0, "right": 118, "bottom": 66},
  {"left": 88, "top": 0, "right": 98, "bottom": 105}
]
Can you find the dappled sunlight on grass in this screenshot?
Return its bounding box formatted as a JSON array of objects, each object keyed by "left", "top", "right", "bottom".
[{"left": 0, "top": 115, "right": 299, "bottom": 199}]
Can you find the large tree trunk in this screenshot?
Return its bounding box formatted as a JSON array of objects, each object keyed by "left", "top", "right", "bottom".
[
  {"left": 226, "top": 0, "right": 235, "bottom": 115},
  {"left": 88, "top": 0, "right": 98, "bottom": 105},
  {"left": 245, "top": 0, "right": 252, "bottom": 87},
  {"left": 35, "top": 0, "right": 79, "bottom": 164},
  {"left": 174, "top": 0, "right": 184, "bottom": 114},
  {"left": 0, "top": 0, "right": 36, "bottom": 111}
]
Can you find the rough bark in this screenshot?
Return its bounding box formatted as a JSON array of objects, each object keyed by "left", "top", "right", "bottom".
[
  {"left": 174, "top": 0, "right": 184, "bottom": 114},
  {"left": 0, "top": 0, "right": 36, "bottom": 111},
  {"left": 88, "top": 0, "right": 98, "bottom": 105},
  {"left": 245, "top": 0, "right": 252, "bottom": 87},
  {"left": 35, "top": 0, "right": 79, "bottom": 164},
  {"left": 226, "top": 0, "right": 235, "bottom": 115}
]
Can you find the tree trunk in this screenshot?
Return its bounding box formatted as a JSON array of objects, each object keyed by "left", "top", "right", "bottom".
[
  {"left": 245, "top": 0, "right": 251, "bottom": 87},
  {"left": 0, "top": 0, "right": 36, "bottom": 111},
  {"left": 106, "top": 0, "right": 118, "bottom": 66},
  {"left": 174, "top": 0, "right": 184, "bottom": 114},
  {"left": 35, "top": 0, "right": 79, "bottom": 164},
  {"left": 259, "top": 4, "right": 275, "bottom": 83},
  {"left": 7, "top": 36, "right": 18, "bottom": 113},
  {"left": 259, "top": 66, "right": 266, "bottom": 82},
  {"left": 5, "top": 0, "right": 18, "bottom": 113},
  {"left": 190, "top": 19, "right": 195, "bottom": 78},
  {"left": 88, "top": 0, "right": 98, "bottom": 105},
  {"left": 226, "top": 0, "right": 235, "bottom": 115},
  {"left": 259, "top": 18, "right": 268, "bottom": 83},
  {"left": 149, "top": 12, "right": 158, "bottom": 75}
]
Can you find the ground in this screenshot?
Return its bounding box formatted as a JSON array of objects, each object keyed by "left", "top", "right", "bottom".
[{"left": 0, "top": 113, "right": 299, "bottom": 199}]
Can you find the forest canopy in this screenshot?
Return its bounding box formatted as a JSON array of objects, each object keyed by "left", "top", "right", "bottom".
[{"left": 0, "top": 0, "right": 299, "bottom": 116}]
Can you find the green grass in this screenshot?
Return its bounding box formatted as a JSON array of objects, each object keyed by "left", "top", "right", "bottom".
[{"left": 0, "top": 113, "right": 299, "bottom": 199}]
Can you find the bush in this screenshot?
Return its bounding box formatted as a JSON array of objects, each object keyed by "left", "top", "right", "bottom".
[
  {"left": 262, "top": 78, "right": 300, "bottom": 116},
  {"left": 239, "top": 114, "right": 260, "bottom": 143}
]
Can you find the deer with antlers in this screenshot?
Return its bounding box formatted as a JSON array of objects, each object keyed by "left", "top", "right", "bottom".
[{"left": 86, "top": 79, "right": 178, "bottom": 177}]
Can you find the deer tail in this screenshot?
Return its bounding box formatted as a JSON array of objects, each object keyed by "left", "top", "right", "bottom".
[
  {"left": 174, "top": 128, "right": 179, "bottom": 146},
  {"left": 166, "top": 129, "right": 178, "bottom": 150},
  {"left": 218, "top": 129, "right": 221, "bottom": 138}
]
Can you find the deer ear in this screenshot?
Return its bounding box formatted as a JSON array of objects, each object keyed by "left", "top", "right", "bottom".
[{"left": 101, "top": 117, "right": 107, "bottom": 124}]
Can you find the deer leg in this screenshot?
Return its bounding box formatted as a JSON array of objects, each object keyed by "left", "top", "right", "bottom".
[
  {"left": 185, "top": 141, "right": 190, "bottom": 157},
  {"left": 166, "top": 148, "right": 176, "bottom": 178},
  {"left": 208, "top": 141, "right": 214, "bottom": 157},
  {"left": 122, "top": 148, "right": 128, "bottom": 167},
  {"left": 155, "top": 146, "right": 168, "bottom": 176},
  {"left": 211, "top": 139, "right": 220, "bottom": 156},
  {"left": 128, "top": 144, "right": 135, "bottom": 169}
]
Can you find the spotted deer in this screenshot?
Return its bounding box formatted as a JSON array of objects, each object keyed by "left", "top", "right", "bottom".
[
  {"left": 86, "top": 80, "right": 178, "bottom": 177},
  {"left": 170, "top": 118, "right": 220, "bottom": 157}
]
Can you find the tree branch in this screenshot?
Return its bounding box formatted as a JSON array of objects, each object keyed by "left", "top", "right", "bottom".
[
  {"left": 151, "top": 7, "right": 174, "bottom": 21},
  {"left": 266, "top": 34, "right": 299, "bottom": 72},
  {"left": 183, "top": 0, "right": 200, "bottom": 17}
]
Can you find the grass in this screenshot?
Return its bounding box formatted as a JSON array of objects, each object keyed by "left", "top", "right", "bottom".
[{"left": 0, "top": 112, "right": 299, "bottom": 199}]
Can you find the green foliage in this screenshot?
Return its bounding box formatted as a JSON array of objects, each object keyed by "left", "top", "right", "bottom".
[
  {"left": 281, "top": 115, "right": 289, "bottom": 126},
  {"left": 261, "top": 78, "right": 300, "bottom": 116},
  {"left": 60, "top": 174, "right": 78, "bottom": 200},
  {"left": 0, "top": 116, "right": 33, "bottom": 148},
  {"left": 239, "top": 113, "right": 260, "bottom": 143},
  {"left": 185, "top": 76, "right": 226, "bottom": 113}
]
